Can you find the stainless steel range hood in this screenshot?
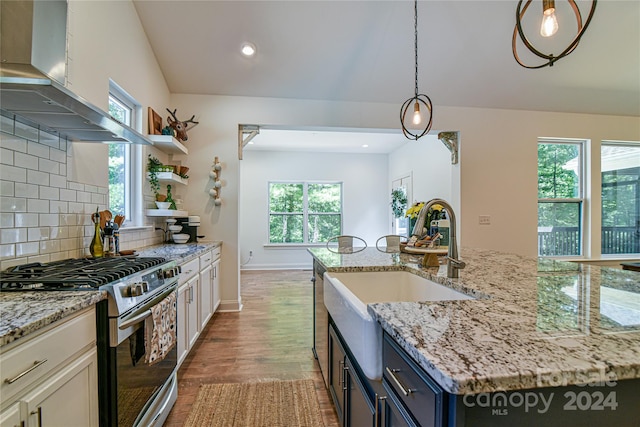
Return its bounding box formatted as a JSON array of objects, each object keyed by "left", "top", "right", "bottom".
[{"left": 0, "top": 0, "right": 152, "bottom": 145}]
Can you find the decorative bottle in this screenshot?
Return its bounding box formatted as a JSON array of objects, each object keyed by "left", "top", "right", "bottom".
[
  {"left": 90, "top": 207, "right": 104, "bottom": 258},
  {"left": 166, "top": 184, "right": 177, "bottom": 210}
]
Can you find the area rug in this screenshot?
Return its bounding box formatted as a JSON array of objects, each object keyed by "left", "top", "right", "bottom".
[{"left": 184, "top": 379, "right": 325, "bottom": 427}]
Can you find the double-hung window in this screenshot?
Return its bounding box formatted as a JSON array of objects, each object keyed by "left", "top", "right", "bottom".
[
  {"left": 268, "top": 182, "right": 342, "bottom": 244},
  {"left": 537, "top": 140, "right": 585, "bottom": 256},
  {"left": 601, "top": 142, "right": 640, "bottom": 255},
  {"left": 108, "top": 82, "right": 142, "bottom": 226}
]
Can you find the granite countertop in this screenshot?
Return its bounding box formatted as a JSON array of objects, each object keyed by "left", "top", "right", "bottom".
[
  {"left": 0, "top": 291, "right": 107, "bottom": 347},
  {"left": 309, "top": 247, "right": 640, "bottom": 394},
  {"left": 135, "top": 240, "right": 222, "bottom": 264},
  {"left": 0, "top": 241, "right": 222, "bottom": 348}
]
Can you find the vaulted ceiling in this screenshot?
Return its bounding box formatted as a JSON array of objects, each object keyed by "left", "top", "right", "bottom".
[{"left": 134, "top": 0, "right": 639, "bottom": 119}]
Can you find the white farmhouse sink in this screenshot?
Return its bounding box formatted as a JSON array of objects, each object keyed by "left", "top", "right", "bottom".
[{"left": 324, "top": 270, "right": 473, "bottom": 380}]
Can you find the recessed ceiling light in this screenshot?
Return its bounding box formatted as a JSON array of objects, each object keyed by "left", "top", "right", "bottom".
[
  {"left": 241, "top": 42, "right": 256, "bottom": 57},
  {"left": 362, "top": 144, "right": 369, "bottom": 148}
]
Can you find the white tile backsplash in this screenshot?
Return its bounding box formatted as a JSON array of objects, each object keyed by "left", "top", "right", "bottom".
[
  {"left": 27, "top": 170, "right": 50, "bottom": 186},
  {"left": 14, "top": 152, "right": 39, "bottom": 170},
  {"left": 26, "top": 139, "right": 50, "bottom": 158},
  {"left": 27, "top": 199, "right": 49, "bottom": 213},
  {"left": 0, "top": 197, "right": 27, "bottom": 213},
  {"left": 15, "top": 213, "right": 38, "bottom": 227},
  {"left": 1, "top": 121, "right": 162, "bottom": 269},
  {"left": 15, "top": 183, "right": 39, "bottom": 198},
  {"left": 0, "top": 181, "right": 14, "bottom": 197},
  {"left": 0, "top": 165, "right": 27, "bottom": 182}
]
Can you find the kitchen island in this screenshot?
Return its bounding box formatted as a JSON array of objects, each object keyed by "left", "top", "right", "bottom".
[{"left": 309, "top": 247, "right": 640, "bottom": 426}]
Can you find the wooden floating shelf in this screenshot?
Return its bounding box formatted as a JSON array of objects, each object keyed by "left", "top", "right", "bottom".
[
  {"left": 145, "top": 209, "right": 189, "bottom": 217},
  {"left": 148, "top": 134, "right": 188, "bottom": 155}
]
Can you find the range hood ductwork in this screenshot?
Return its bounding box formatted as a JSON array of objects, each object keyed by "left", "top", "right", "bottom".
[{"left": 0, "top": 0, "right": 152, "bottom": 145}]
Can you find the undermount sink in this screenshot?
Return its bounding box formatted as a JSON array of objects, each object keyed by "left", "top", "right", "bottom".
[{"left": 324, "top": 270, "right": 473, "bottom": 380}]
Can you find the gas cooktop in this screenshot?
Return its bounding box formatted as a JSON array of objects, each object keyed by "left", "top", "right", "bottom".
[{"left": 0, "top": 257, "right": 167, "bottom": 291}]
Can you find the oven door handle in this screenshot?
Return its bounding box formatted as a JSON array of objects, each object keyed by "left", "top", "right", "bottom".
[
  {"left": 118, "top": 284, "right": 177, "bottom": 330},
  {"left": 119, "top": 310, "right": 152, "bottom": 330}
]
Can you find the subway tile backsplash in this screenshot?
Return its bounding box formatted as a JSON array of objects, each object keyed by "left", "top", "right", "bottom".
[{"left": 0, "top": 117, "right": 162, "bottom": 269}]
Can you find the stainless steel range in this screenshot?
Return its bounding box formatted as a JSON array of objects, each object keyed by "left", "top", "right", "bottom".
[{"left": 0, "top": 256, "right": 181, "bottom": 427}]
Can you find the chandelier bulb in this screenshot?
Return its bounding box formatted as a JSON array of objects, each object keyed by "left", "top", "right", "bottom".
[
  {"left": 540, "top": 0, "right": 558, "bottom": 37},
  {"left": 412, "top": 102, "right": 422, "bottom": 125}
]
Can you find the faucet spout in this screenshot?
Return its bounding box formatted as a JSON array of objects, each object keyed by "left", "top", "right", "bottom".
[{"left": 421, "top": 198, "right": 465, "bottom": 278}]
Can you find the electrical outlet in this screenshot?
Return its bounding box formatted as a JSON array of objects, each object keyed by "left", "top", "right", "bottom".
[{"left": 479, "top": 215, "right": 491, "bottom": 225}]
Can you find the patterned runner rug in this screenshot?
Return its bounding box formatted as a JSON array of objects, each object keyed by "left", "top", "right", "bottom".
[{"left": 184, "top": 379, "right": 325, "bottom": 427}]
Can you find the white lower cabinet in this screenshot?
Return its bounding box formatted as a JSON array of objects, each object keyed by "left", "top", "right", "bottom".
[
  {"left": 212, "top": 256, "right": 221, "bottom": 312},
  {"left": 23, "top": 349, "right": 98, "bottom": 427},
  {"left": 0, "top": 307, "right": 98, "bottom": 427},
  {"left": 0, "top": 402, "right": 21, "bottom": 427},
  {"left": 177, "top": 245, "right": 222, "bottom": 369},
  {"left": 177, "top": 257, "right": 200, "bottom": 368}
]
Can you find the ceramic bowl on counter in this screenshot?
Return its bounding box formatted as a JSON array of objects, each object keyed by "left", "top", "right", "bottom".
[
  {"left": 172, "top": 233, "right": 190, "bottom": 244},
  {"left": 168, "top": 225, "right": 182, "bottom": 232},
  {"left": 165, "top": 218, "right": 177, "bottom": 225},
  {"left": 155, "top": 201, "right": 171, "bottom": 209}
]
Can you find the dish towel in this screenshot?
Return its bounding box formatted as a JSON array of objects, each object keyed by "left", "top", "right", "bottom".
[{"left": 145, "top": 291, "right": 177, "bottom": 365}]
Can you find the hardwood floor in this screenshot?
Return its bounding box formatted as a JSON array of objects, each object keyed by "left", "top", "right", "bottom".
[{"left": 164, "top": 270, "right": 340, "bottom": 426}]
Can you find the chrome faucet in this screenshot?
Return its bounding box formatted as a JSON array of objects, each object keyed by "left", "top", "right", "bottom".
[{"left": 422, "top": 198, "right": 465, "bottom": 278}]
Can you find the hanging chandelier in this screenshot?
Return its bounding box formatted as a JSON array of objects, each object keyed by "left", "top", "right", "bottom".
[
  {"left": 400, "top": 0, "right": 432, "bottom": 140},
  {"left": 512, "top": 0, "right": 597, "bottom": 69}
]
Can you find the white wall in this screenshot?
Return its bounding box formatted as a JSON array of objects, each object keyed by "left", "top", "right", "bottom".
[
  {"left": 240, "top": 150, "right": 388, "bottom": 269},
  {"left": 388, "top": 133, "right": 456, "bottom": 209}
]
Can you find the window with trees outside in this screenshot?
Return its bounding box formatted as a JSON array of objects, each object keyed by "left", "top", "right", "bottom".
[
  {"left": 538, "top": 140, "right": 584, "bottom": 256},
  {"left": 601, "top": 142, "right": 640, "bottom": 255},
  {"left": 108, "top": 83, "right": 142, "bottom": 226},
  {"left": 269, "top": 182, "right": 342, "bottom": 244}
]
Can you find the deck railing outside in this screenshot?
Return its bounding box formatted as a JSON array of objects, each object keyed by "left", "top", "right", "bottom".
[{"left": 538, "top": 226, "right": 640, "bottom": 256}]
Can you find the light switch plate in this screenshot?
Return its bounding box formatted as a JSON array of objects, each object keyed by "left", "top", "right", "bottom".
[{"left": 479, "top": 215, "right": 491, "bottom": 225}]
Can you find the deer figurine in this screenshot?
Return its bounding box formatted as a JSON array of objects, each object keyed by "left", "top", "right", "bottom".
[{"left": 166, "top": 108, "right": 199, "bottom": 142}]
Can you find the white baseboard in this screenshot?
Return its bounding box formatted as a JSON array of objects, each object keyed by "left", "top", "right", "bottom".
[{"left": 217, "top": 300, "right": 243, "bottom": 312}]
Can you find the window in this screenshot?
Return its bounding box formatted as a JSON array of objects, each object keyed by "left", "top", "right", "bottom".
[
  {"left": 108, "top": 95, "right": 131, "bottom": 217},
  {"left": 537, "top": 140, "right": 584, "bottom": 256},
  {"left": 108, "top": 82, "right": 141, "bottom": 226},
  {"left": 268, "top": 182, "right": 342, "bottom": 244},
  {"left": 601, "top": 142, "right": 640, "bottom": 255}
]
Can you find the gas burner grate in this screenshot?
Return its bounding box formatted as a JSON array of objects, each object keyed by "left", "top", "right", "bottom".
[{"left": 0, "top": 257, "right": 166, "bottom": 291}]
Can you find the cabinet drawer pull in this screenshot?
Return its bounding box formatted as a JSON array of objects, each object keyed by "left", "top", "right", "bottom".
[
  {"left": 338, "top": 360, "right": 344, "bottom": 387},
  {"left": 30, "top": 406, "right": 43, "bottom": 427},
  {"left": 386, "top": 367, "right": 414, "bottom": 396},
  {"left": 4, "top": 359, "right": 48, "bottom": 384},
  {"left": 342, "top": 364, "right": 349, "bottom": 391},
  {"left": 374, "top": 394, "right": 387, "bottom": 427}
]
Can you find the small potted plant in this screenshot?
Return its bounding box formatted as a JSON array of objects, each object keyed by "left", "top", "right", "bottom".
[{"left": 147, "top": 155, "right": 165, "bottom": 202}]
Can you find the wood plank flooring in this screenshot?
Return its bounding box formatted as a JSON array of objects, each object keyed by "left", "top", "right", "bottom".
[{"left": 164, "top": 270, "right": 340, "bottom": 426}]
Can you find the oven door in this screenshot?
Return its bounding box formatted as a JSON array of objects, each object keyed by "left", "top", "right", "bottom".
[{"left": 110, "top": 285, "right": 178, "bottom": 427}]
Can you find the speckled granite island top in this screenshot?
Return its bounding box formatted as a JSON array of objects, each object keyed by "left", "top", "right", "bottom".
[{"left": 308, "top": 247, "right": 640, "bottom": 395}]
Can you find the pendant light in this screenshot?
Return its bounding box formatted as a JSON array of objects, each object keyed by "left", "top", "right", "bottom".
[
  {"left": 513, "top": 0, "right": 597, "bottom": 69},
  {"left": 400, "top": 0, "right": 432, "bottom": 140}
]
